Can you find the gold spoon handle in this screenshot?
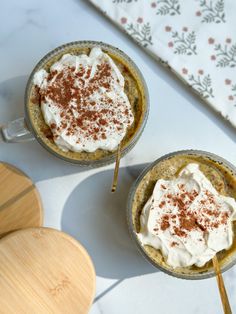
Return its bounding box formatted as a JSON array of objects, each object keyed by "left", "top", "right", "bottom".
[
  {"left": 212, "top": 256, "right": 232, "bottom": 314},
  {"left": 111, "top": 144, "right": 121, "bottom": 193}
]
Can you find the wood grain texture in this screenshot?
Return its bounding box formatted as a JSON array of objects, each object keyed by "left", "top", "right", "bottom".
[
  {"left": 0, "top": 227, "right": 96, "bottom": 314},
  {"left": 0, "top": 162, "right": 43, "bottom": 238}
]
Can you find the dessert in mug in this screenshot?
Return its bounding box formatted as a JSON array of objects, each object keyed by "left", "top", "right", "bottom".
[
  {"left": 28, "top": 45, "right": 146, "bottom": 163},
  {"left": 131, "top": 153, "right": 236, "bottom": 277}
]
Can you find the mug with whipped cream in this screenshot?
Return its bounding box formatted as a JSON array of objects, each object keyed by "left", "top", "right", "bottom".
[
  {"left": 1, "top": 41, "right": 149, "bottom": 166},
  {"left": 127, "top": 150, "right": 236, "bottom": 279}
]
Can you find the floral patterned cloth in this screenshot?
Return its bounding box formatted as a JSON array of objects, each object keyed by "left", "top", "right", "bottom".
[{"left": 88, "top": 0, "right": 236, "bottom": 128}]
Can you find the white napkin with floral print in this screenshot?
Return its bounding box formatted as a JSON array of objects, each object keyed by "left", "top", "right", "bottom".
[{"left": 88, "top": 0, "right": 236, "bottom": 128}]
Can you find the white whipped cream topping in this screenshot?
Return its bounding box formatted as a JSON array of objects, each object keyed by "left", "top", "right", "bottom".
[
  {"left": 138, "top": 163, "right": 236, "bottom": 268},
  {"left": 33, "top": 47, "right": 134, "bottom": 152}
]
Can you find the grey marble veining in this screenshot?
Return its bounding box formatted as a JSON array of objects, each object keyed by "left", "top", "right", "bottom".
[{"left": 0, "top": 0, "right": 236, "bottom": 313}]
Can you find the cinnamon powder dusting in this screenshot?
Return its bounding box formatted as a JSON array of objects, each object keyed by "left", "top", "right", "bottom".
[
  {"left": 34, "top": 56, "right": 133, "bottom": 144},
  {"left": 153, "top": 184, "right": 231, "bottom": 238}
]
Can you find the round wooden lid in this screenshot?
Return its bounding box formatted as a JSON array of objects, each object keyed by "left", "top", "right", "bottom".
[
  {"left": 0, "top": 162, "right": 43, "bottom": 238},
  {"left": 0, "top": 227, "right": 96, "bottom": 314}
]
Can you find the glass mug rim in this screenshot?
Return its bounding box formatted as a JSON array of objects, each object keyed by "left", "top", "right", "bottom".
[
  {"left": 24, "top": 40, "right": 150, "bottom": 167},
  {"left": 127, "top": 149, "right": 236, "bottom": 280}
]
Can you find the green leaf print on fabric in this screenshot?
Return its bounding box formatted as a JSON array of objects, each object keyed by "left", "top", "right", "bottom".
[
  {"left": 166, "top": 27, "right": 197, "bottom": 55},
  {"left": 196, "top": 0, "right": 226, "bottom": 23},
  {"left": 156, "top": 0, "right": 180, "bottom": 16},
  {"left": 126, "top": 22, "right": 153, "bottom": 47},
  {"left": 188, "top": 72, "right": 214, "bottom": 99},
  {"left": 213, "top": 40, "right": 236, "bottom": 68}
]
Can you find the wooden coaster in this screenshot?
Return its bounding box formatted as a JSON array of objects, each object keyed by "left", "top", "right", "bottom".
[
  {"left": 0, "top": 227, "right": 96, "bottom": 314},
  {"left": 0, "top": 162, "right": 43, "bottom": 238}
]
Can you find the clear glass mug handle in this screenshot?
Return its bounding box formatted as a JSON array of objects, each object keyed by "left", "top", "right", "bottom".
[{"left": 0, "top": 118, "right": 35, "bottom": 143}]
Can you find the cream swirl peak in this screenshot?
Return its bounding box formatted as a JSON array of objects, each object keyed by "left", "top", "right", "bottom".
[
  {"left": 33, "top": 47, "right": 134, "bottom": 152},
  {"left": 138, "top": 163, "right": 236, "bottom": 268}
]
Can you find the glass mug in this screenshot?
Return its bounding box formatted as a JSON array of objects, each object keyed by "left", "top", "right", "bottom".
[
  {"left": 1, "top": 41, "right": 149, "bottom": 167},
  {"left": 127, "top": 150, "right": 236, "bottom": 279}
]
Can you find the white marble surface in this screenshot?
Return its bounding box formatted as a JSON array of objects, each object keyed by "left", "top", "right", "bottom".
[{"left": 0, "top": 1, "right": 235, "bottom": 313}]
